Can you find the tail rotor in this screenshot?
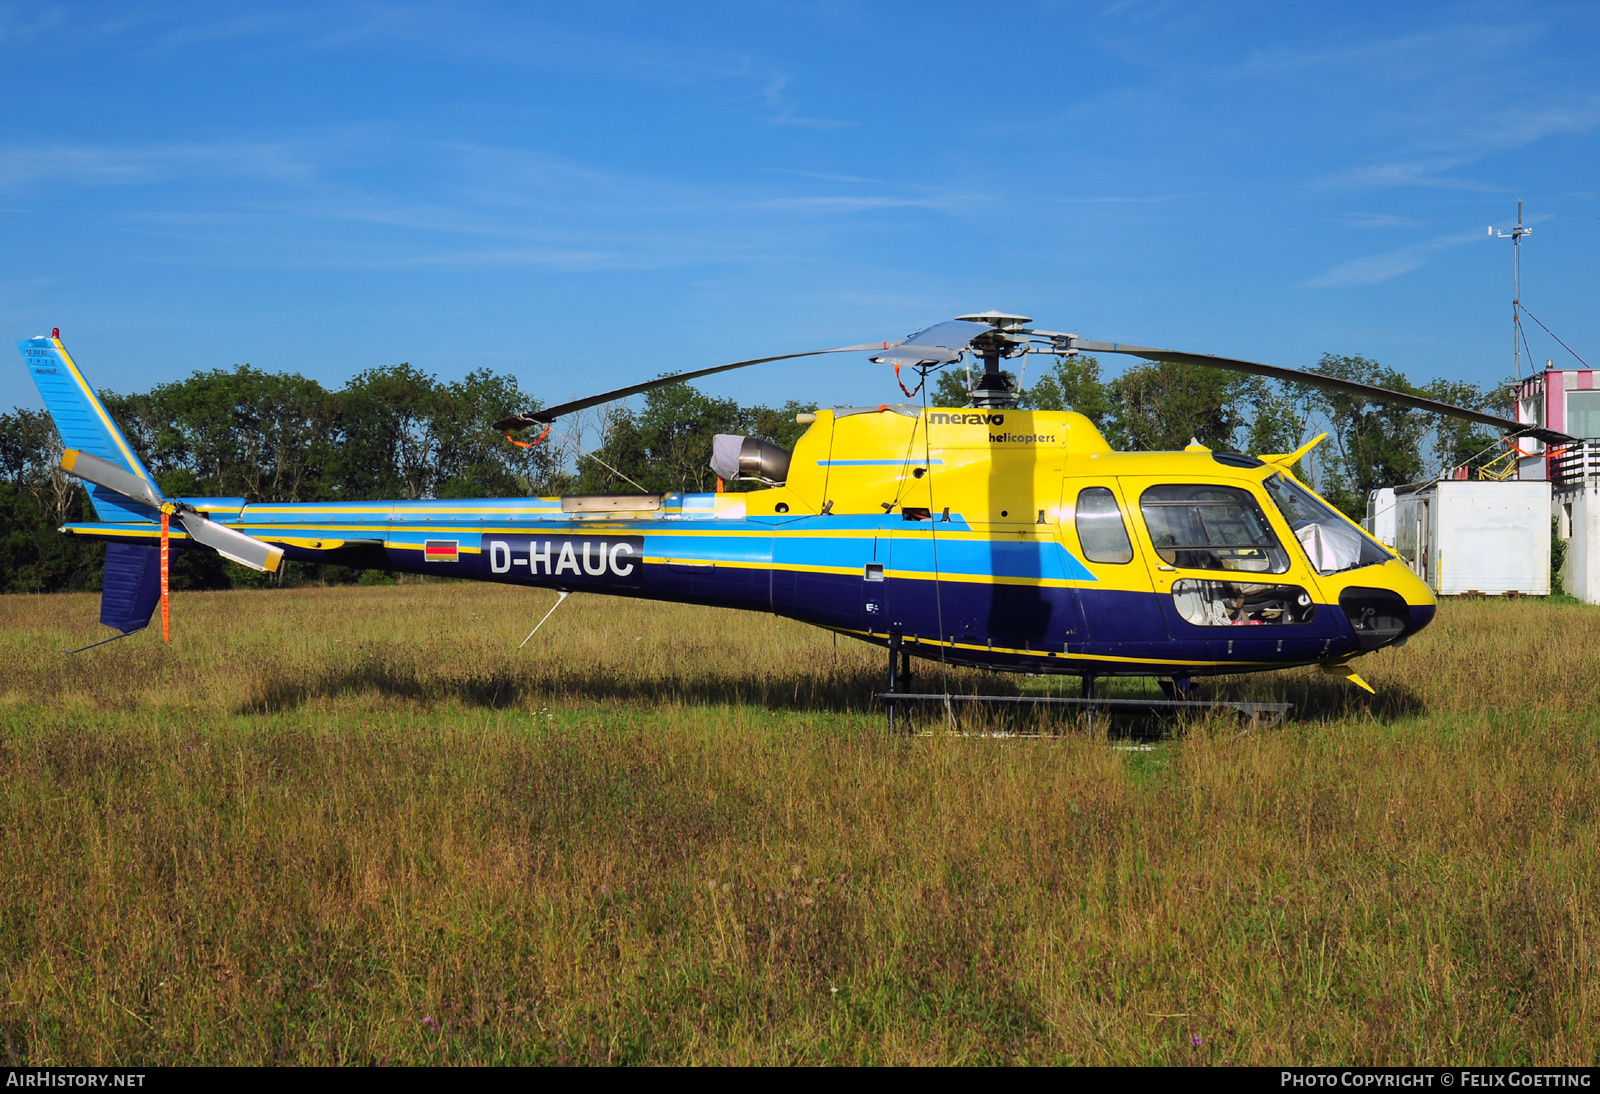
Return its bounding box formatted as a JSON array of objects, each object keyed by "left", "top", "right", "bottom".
[{"left": 59, "top": 448, "right": 284, "bottom": 642}]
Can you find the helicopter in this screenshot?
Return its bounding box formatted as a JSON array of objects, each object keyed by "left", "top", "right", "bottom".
[{"left": 20, "top": 313, "right": 1573, "bottom": 723}]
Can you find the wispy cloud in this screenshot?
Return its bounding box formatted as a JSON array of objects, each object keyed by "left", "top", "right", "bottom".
[
  {"left": 1326, "top": 161, "right": 1505, "bottom": 192},
  {"left": 1327, "top": 104, "right": 1600, "bottom": 190},
  {"left": 760, "top": 168, "right": 883, "bottom": 185},
  {"left": 1318, "top": 92, "right": 1600, "bottom": 191},
  {"left": 1051, "top": 194, "right": 1200, "bottom": 204},
  {"left": 1305, "top": 231, "right": 1485, "bottom": 288},
  {"left": 0, "top": 2, "right": 68, "bottom": 44},
  {"left": 1234, "top": 25, "right": 1536, "bottom": 79},
  {"left": 760, "top": 72, "right": 853, "bottom": 130},
  {"left": 1336, "top": 212, "right": 1420, "bottom": 229},
  {"left": 43, "top": 131, "right": 964, "bottom": 274},
  {"left": 750, "top": 196, "right": 944, "bottom": 212},
  {"left": 0, "top": 141, "right": 317, "bottom": 188}
]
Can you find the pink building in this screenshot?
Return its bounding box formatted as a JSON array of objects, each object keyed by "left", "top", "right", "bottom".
[
  {"left": 1517, "top": 368, "right": 1600, "bottom": 604},
  {"left": 1515, "top": 368, "right": 1600, "bottom": 481}
]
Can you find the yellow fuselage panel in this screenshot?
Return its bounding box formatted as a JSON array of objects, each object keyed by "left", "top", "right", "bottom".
[{"left": 746, "top": 407, "right": 1109, "bottom": 520}]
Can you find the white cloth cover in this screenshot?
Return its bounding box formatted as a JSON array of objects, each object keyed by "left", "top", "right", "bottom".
[
  {"left": 710, "top": 434, "right": 745, "bottom": 482},
  {"left": 1296, "top": 519, "right": 1364, "bottom": 574}
]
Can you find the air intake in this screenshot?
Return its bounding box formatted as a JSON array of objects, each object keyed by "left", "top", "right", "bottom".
[
  {"left": 710, "top": 435, "right": 792, "bottom": 485},
  {"left": 1338, "top": 586, "right": 1410, "bottom": 651}
]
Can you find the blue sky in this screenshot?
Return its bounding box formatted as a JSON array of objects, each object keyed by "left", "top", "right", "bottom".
[{"left": 3, "top": 1, "right": 1598, "bottom": 415}]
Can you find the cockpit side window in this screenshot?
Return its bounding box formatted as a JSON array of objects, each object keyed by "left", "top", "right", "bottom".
[
  {"left": 1262, "top": 472, "right": 1391, "bottom": 575},
  {"left": 1138, "top": 484, "right": 1289, "bottom": 574},
  {"left": 1074, "top": 486, "right": 1134, "bottom": 564}
]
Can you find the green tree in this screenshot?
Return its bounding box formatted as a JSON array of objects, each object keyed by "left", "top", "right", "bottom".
[
  {"left": 0, "top": 409, "right": 104, "bottom": 593},
  {"left": 1423, "top": 378, "right": 1501, "bottom": 476},
  {"left": 621, "top": 382, "right": 741, "bottom": 494},
  {"left": 576, "top": 406, "right": 653, "bottom": 494},
  {"left": 105, "top": 367, "right": 337, "bottom": 502},
  {"left": 1104, "top": 361, "right": 1253, "bottom": 452},
  {"left": 335, "top": 364, "right": 442, "bottom": 500},
  {"left": 577, "top": 387, "right": 817, "bottom": 495},
  {"left": 1302, "top": 354, "right": 1430, "bottom": 515},
  {"left": 933, "top": 366, "right": 973, "bottom": 407},
  {"left": 432, "top": 370, "right": 560, "bottom": 498},
  {"left": 743, "top": 400, "right": 817, "bottom": 453},
  {"left": 1021, "top": 355, "right": 1111, "bottom": 427},
  {"left": 577, "top": 382, "right": 741, "bottom": 495}
]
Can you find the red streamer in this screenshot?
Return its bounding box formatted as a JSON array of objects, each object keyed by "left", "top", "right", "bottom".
[
  {"left": 894, "top": 363, "right": 924, "bottom": 399},
  {"left": 505, "top": 422, "right": 553, "bottom": 449}
]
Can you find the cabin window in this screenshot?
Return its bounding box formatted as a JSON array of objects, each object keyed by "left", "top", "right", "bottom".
[
  {"left": 1262, "top": 472, "right": 1390, "bottom": 575},
  {"left": 1074, "top": 487, "right": 1134, "bottom": 564},
  {"left": 1138, "top": 484, "right": 1289, "bottom": 573},
  {"left": 1171, "top": 579, "right": 1316, "bottom": 627}
]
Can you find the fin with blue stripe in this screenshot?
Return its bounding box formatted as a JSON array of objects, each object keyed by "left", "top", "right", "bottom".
[{"left": 17, "top": 332, "right": 162, "bottom": 523}]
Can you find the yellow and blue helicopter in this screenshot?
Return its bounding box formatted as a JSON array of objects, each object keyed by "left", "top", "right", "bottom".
[{"left": 21, "top": 313, "right": 1571, "bottom": 722}]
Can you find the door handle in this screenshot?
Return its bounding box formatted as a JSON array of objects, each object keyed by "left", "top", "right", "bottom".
[{"left": 1157, "top": 564, "right": 1177, "bottom": 571}]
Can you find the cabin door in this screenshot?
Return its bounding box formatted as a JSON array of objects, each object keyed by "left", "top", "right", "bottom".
[
  {"left": 1118, "top": 475, "right": 1338, "bottom": 664},
  {"left": 865, "top": 519, "right": 891, "bottom": 633},
  {"left": 881, "top": 514, "right": 1079, "bottom": 657},
  {"left": 1060, "top": 479, "right": 1172, "bottom": 658},
  {"left": 771, "top": 517, "right": 886, "bottom": 636}
]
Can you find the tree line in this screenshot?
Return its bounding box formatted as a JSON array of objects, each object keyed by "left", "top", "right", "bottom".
[{"left": 0, "top": 355, "right": 1505, "bottom": 593}]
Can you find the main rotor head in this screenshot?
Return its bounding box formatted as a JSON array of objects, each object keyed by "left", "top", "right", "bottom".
[
  {"left": 954, "top": 311, "right": 1032, "bottom": 330},
  {"left": 965, "top": 312, "right": 1034, "bottom": 406}
]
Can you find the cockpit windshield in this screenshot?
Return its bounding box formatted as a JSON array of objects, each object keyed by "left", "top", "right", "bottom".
[
  {"left": 1262, "top": 472, "right": 1390, "bottom": 575},
  {"left": 1138, "top": 485, "right": 1289, "bottom": 573}
]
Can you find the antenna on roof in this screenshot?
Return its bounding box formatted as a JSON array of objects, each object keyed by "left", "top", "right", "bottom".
[
  {"left": 1494, "top": 199, "right": 1533, "bottom": 379},
  {"left": 1492, "top": 202, "right": 1591, "bottom": 379}
]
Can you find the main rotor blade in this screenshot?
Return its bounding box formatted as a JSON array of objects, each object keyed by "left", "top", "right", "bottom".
[
  {"left": 869, "top": 320, "right": 989, "bottom": 367},
  {"left": 176, "top": 511, "right": 284, "bottom": 573},
  {"left": 494, "top": 342, "right": 898, "bottom": 431},
  {"left": 59, "top": 449, "right": 164, "bottom": 510},
  {"left": 1069, "top": 340, "right": 1575, "bottom": 445}
]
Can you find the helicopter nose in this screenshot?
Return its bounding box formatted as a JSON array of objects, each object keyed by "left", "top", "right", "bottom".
[
  {"left": 1333, "top": 562, "right": 1437, "bottom": 651},
  {"left": 1388, "top": 561, "right": 1438, "bottom": 644}
]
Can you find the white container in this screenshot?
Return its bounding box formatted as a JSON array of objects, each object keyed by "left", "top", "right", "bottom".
[
  {"left": 1363, "top": 487, "right": 1397, "bottom": 547},
  {"left": 1392, "top": 480, "right": 1551, "bottom": 596}
]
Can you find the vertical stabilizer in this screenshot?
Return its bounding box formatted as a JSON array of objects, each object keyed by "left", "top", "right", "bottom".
[{"left": 17, "top": 334, "right": 162, "bottom": 522}]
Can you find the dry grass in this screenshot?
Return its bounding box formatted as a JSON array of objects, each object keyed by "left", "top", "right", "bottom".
[{"left": 0, "top": 584, "right": 1597, "bottom": 1064}]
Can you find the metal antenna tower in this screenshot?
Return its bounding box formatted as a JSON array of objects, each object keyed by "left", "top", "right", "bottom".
[{"left": 1493, "top": 199, "right": 1533, "bottom": 379}]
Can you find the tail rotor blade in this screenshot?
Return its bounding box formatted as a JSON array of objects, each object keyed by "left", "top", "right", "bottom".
[
  {"left": 62, "top": 447, "right": 282, "bottom": 574},
  {"left": 59, "top": 449, "right": 163, "bottom": 510},
  {"left": 176, "top": 512, "right": 284, "bottom": 573}
]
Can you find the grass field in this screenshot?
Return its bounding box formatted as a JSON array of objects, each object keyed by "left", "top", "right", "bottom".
[{"left": 1, "top": 582, "right": 1598, "bottom": 1065}]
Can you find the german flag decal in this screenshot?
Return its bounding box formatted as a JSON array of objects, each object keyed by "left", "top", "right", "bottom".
[{"left": 423, "top": 540, "right": 459, "bottom": 563}]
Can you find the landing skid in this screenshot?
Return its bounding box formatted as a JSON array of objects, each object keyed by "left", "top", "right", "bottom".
[
  {"left": 879, "top": 629, "right": 1290, "bottom": 733},
  {"left": 875, "top": 691, "right": 1291, "bottom": 731}
]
